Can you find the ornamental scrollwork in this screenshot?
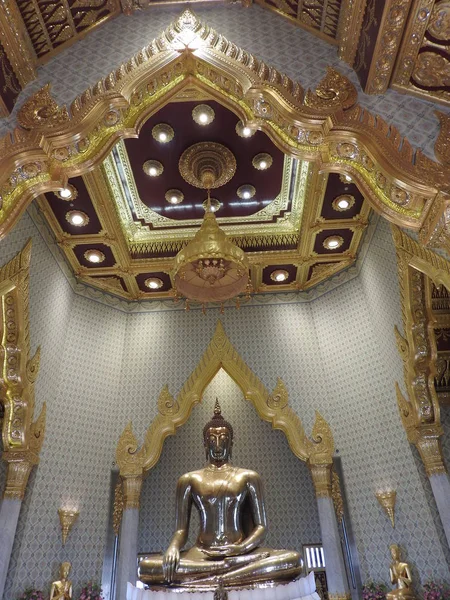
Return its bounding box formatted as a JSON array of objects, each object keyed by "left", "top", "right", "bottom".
[
  {"left": 267, "top": 378, "right": 289, "bottom": 410},
  {"left": 304, "top": 68, "right": 357, "bottom": 110},
  {"left": 116, "top": 422, "right": 145, "bottom": 476},
  {"left": 157, "top": 385, "right": 179, "bottom": 416},
  {"left": 306, "top": 412, "right": 335, "bottom": 465},
  {"left": 17, "top": 83, "right": 69, "bottom": 130}
]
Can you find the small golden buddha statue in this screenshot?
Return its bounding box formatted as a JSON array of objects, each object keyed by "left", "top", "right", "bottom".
[
  {"left": 138, "top": 400, "right": 302, "bottom": 588},
  {"left": 386, "top": 545, "right": 416, "bottom": 600},
  {"left": 50, "top": 562, "right": 73, "bottom": 600}
]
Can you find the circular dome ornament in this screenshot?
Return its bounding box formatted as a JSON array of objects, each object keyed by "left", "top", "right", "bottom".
[{"left": 179, "top": 142, "right": 237, "bottom": 189}]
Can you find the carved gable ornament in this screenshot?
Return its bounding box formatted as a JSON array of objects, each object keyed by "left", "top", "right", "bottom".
[
  {"left": 0, "top": 9, "right": 449, "bottom": 254},
  {"left": 116, "top": 321, "right": 334, "bottom": 479}
]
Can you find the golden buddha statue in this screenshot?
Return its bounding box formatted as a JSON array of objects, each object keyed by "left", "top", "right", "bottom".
[
  {"left": 50, "top": 562, "right": 73, "bottom": 600},
  {"left": 386, "top": 545, "right": 416, "bottom": 600},
  {"left": 138, "top": 400, "right": 302, "bottom": 588}
]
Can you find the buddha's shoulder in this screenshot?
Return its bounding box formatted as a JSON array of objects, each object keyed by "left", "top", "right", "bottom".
[{"left": 233, "top": 467, "right": 261, "bottom": 480}]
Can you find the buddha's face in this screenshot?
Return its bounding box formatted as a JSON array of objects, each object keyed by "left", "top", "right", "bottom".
[
  {"left": 205, "top": 426, "right": 232, "bottom": 464},
  {"left": 390, "top": 545, "right": 400, "bottom": 560}
]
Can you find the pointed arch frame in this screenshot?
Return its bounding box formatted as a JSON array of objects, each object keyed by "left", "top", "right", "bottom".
[{"left": 116, "top": 321, "right": 334, "bottom": 479}]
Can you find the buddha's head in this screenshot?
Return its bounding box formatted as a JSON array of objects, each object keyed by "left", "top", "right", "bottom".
[
  {"left": 203, "top": 399, "right": 233, "bottom": 465},
  {"left": 389, "top": 544, "right": 400, "bottom": 561},
  {"left": 60, "top": 562, "right": 71, "bottom": 579}
]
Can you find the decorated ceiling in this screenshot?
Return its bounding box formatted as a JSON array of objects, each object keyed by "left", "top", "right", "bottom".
[
  {"left": 36, "top": 95, "right": 369, "bottom": 300},
  {"left": 0, "top": 3, "right": 449, "bottom": 305}
]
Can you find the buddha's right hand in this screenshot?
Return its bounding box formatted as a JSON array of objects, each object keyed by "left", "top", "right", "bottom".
[{"left": 163, "top": 546, "right": 180, "bottom": 583}]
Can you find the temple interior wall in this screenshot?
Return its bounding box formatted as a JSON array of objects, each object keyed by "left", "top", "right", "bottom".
[{"left": 0, "top": 212, "right": 449, "bottom": 598}]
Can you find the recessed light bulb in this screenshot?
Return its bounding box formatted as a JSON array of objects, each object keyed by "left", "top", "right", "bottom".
[
  {"left": 60, "top": 188, "right": 72, "bottom": 198},
  {"left": 243, "top": 191, "right": 251, "bottom": 199},
  {"left": 338, "top": 199, "right": 349, "bottom": 209},
  {"left": 149, "top": 167, "right": 157, "bottom": 176},
  {"left": 170, "top": 196, "right": 178, "bottom": 204},
  {"left": 71, "top": 214, "right": 84, "bottom": 225},
  {"left": 275, "top": 272, "right": 286, "bottom": 281},
  {"left": 199, "top": 113, "right": 208, "bottom": 123},
  {"left": 89, "top": 254, "right": 100, "bottom": 263},
  {"left": 328, "top": 240, "right": 339, "bottom": 248},
  {"left": 148, "top": 281, "right": 159, "bottom": 289},
  {"left": 260, "top": 161, "right": 267, "bottom": 169},
  {"left": 159, "top": 132, "right": 167, "bottom": 141},
  {"left": 243, "top": 127, "right": 251, "bottom": 137}
]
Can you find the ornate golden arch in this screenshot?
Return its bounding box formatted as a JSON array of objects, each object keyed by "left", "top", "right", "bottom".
[
  {"left": 116, "top": 320, "right": 334, "bottom": 485},
  {"left": 0, "top": 10, "right": 449, "bottom": 249}
]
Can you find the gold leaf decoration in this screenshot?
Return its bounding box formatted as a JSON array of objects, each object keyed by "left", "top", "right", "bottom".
[
  {"left": 17, "top": 84, "right": 69, "bottom": 130},
  {"left": 267, "top": 378, "right": 289, "bottom": 410},
  {"left": 116, "top": 422, "right": 145, "bottom": 476},
  {"left": 157, "top": 385, "right": 179, "bottom": 416},
  {"left": 305, "top": 68, "right": 358, "bottom": 110}
]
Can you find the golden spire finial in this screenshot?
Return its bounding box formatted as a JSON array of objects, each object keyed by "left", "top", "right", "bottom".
[{"left": 214, "top": 398, "right": 222, "bottom": 416}]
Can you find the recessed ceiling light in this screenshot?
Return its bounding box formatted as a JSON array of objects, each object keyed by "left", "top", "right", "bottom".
[
  {"left": 192, "top": 104, "right": 215, "bottom": 126},
  {"left": 56, "top": 184, "right": 78, "bottom": 201},
  {"left": 152, "top": 124, "right": 174, "bottom": 144},
  {"left": 323, "top": 235, "right": 344, "bottom": 250},
  {"left": 144, "top": 277, "right": 164, "bottom": 290},
  {"left": 165, "top": 189, "right": 184, "bottom": 205},
  {"left": 66, "top": 210, "right": 89, "bottom": 226},
  {"left": 252, "top": 153, "right": 273, "bottom": 170},
  {"left": 236, "top": 121, "right": 256, "bottom": 138},
  {"left": 270, "top": 269, "right": 289, "bottom": 283},
  {"left": 202, "top": 198, "right": 221, "bottom": 213},
  {"left": 84, "top": 249, "right": 105, "bottom": 264},
  {"left": 237, "top": 184, "right": 256, "bottom": 200},
  {"left": 143, "top": 160, "right": 164, "bottom": 177},
  {"left": 332, "top": 194, "right": 355, "bottom": 212}
]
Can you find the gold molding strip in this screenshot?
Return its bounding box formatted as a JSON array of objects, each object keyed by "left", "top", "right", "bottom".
[
  {"left": 0, "top": 9, "right": 446, "bottom": 252},
  {"left": 0, "top": 240, "right": 46, "bottom": 499},
  {"left": 116, "top": 321, "right": 334, "bottom": 482},
  {"left": 0, "top": 0, "right": 37, "bottom": 89}
]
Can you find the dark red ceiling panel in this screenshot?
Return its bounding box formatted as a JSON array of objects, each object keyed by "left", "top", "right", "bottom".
[
  {"left": 124, "top": 100, "right": 286, "bottom": 224},
  {"left": 320, "top": 173, "right": 364, "bottom": 220},
  {"left": 136, "top": 271, "right": 172, "bottom": 293},
  {"left": 73, "top": 243, "right": 116, "bottom": 268},
  {"left": 313, "top": 229, "right": 354, "bottom": 254},
  {"left": 262, "top": 264, "right": 297, "bottom": 285},
  {"left": 46, "top": 176, "right": 103, "bottom": 235}
]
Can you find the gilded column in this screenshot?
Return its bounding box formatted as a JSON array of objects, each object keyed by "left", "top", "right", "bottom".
[
  {"left": 116, "top": 475, "right": 143, "bottom": 600},
  {"left": 310, "top": 463, "right": 350, "bottom": 600},
  {"left": 393, "top": 226, "right": 450, "bottom": 549},
  {"left": 0, "top": 242, "right": 46, "bottom": 599},
  {"left": 0, "top": 455, "right": 36, "bottom": 597}
]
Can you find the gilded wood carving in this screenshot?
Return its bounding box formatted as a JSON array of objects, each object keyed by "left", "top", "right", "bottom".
[
  {"left": 393, "top": 225, "right": 448, "bottom": 476},
  {"left": 0, "top": 9, "right": 448, "bottom": 254},
  {"left": 0, "top": 240, "right": 47, "bottom": 498},
  {"left": 116, "top": 321, "right": 335, "bottom": 489}
]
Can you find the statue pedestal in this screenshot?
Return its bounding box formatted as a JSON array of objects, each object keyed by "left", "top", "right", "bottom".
[{"left": 127, "top": 573, "right": 319, "bottom": 600}]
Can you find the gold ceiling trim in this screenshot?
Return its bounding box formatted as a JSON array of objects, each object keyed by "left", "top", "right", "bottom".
[
  {"left": 0, "top": 240, "right": 47, "bottom": 498},
  {"left": 393, "top": 224, "right": 448, "bottom": 475},
  {"left": 0, "top": 9, "right": 447, "bottom": 247},
  {"left": 103, "top": 139, "right": 308, "bottom": 245},
  {"left": 116, "top": 321, "right": 334, "bottom": 481},
  {"left": 0, "top": 0, "right": 37, "bottom": 89}
]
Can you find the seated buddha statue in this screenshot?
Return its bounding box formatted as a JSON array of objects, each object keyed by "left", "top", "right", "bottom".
[
  {"left": 138, "top": 400, "right": 302, "bottom": 588},
  {"left": 50, "top": 562, "right": 72, "bottom": 600},
  {"left": 386, "top": 545, "right": 416, "bottom": 600}
]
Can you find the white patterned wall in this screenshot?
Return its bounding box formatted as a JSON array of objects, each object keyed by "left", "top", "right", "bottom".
[
  {"left": 1, "top": 215, "right": 450, "bottom": 599},
  {"left": 0, "top": 4, "right": 446, "bottom": 160}
]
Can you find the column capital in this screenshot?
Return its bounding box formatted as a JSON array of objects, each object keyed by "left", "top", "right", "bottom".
[
  {"left": 309, "top": 462, "right": 333, "bottom": 498},
  {"left": 122, "top": 474, "right": 143, "bottom": 509},
  {"left": 414, "top": 429, "right": 447, "bottom": 477},
  {"left": 2, "top": 451, "right": 38, "bottom": 500}
]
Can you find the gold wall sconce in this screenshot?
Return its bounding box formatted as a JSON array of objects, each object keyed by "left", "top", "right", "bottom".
[
  {"left": 58, "top": 508, "right": 79, "bottom": 545},
  {"left": 375, "top": 490, "right": 396, "bottom": 528}
]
